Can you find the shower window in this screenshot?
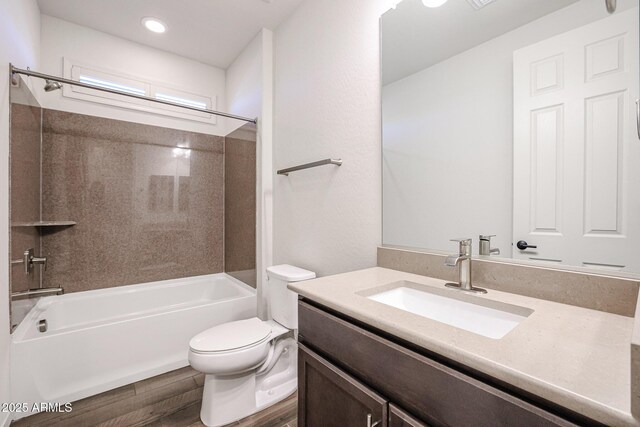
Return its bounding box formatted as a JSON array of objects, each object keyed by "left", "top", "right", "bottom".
[
  {"left": 78, "top": 75, "right": 147, "bottom": 96},
  {"left": 63, "top": 58, "right": 216, "bottom": 123}
]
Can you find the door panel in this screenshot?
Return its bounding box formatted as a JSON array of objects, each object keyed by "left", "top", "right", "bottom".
[
  {"left": 530, "top": 105, "right": 563, "bottom": 234},
  {"left": 299, "top": 301, "right": 583, "bottom": 427},
  {"left": 298, "top": 344, "right": 388, "bottom": 427},
  {"left": 513, "top": 8, "right": 639, "bottom": 270}
]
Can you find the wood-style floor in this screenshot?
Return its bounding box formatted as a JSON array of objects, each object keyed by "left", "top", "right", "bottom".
[{"left": 11, "top": 367, "right": 297, "bottom": 427}]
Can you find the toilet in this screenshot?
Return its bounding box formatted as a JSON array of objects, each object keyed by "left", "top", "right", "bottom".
[{"left": 188, "top": 265, "right": 315, "bottom": 427}]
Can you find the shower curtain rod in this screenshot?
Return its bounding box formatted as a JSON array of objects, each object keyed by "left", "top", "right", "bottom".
[{"left": 9, "top": 64, "right": 258, "bottom": 124}]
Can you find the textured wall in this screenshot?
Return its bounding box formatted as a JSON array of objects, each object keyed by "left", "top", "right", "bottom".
[
  {"left": 225, "top": 123, "right": 257, "bottom": 287},
  {"left": 40, "top": 109, "right": 225, "bottom": 293},
  {"left": 273, "top": 0, "right": 382, "bottom": 277},
  {"left": 10, "top": 103, "right": 42, "bottom": 294},
  {"left": 0, "top": 0, "right": 41, "bottom": 421},
  {"left": 225, "top": 28, "right": 273, "bottom": 318}
]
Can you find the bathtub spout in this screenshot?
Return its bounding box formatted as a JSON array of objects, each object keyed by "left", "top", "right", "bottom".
[{"left": 11, "top": 287, "right": 64, "bottom": 300}]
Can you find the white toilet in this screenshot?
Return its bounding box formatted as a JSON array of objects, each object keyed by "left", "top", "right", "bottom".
[{"left": 188, "top": 264, "right": 315, "bottom": 427}]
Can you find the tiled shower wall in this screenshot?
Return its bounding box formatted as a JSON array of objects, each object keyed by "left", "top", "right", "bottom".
[
  {"left": 225, "top": 123, "right": 257, "bottom": 287},
  {"left": 10, "top": 103, "right": 42, "bottom": 293},
  {"left": 10, "top": 108, "right": 256, "bottom": 295}
]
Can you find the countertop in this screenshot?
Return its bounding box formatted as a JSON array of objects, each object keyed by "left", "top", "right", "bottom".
[{"left": 289, "top": 267, "right": 638, "bottom": 427}]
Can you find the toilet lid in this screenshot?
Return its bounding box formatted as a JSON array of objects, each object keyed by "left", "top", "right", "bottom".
[{"left": 189, "top": 318, "right": 272, "bottom": 353}]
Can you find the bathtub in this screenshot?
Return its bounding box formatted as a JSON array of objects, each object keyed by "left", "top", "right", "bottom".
[{"left": 10, "top": 273, "right": 256, "bottom": 419}]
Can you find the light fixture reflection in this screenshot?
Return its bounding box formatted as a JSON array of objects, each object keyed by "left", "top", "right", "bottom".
[
  {"left": 172, "top": 147, "right": 191, "bottom": 159},
  {"left": 142, "top": 17, "right": 167, "bottom": 34}
]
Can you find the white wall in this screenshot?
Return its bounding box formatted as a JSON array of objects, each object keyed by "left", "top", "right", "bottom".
[
  {"left": 382, "top": 0, "right": 635, "bottom": 255},
  {"left": 0, "top": 1, "right": 41, "bottom": 423},
  {"left": 226, "top": 29, "right": 274, "bottom": 318},
  {"left": 226, "top": 31, "right": 265, "bottom": 128},
  {"left": 39, "top": 15, "right": 227, "bottom": 136},
  {"left": 273, "top": 0, "right": 384, "bottom": 277}
]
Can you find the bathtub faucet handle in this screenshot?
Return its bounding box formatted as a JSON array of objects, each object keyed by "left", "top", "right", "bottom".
[
  {"left": 23, "top": 248, "right": 47, "bottom": 275},
  {"left": 33, "top": 256, "right": 47, "bottom": 271}
]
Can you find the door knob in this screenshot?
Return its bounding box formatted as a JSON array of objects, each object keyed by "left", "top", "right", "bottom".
[{"left": 516, "top": 240, "right": 537, "bottom": 250}]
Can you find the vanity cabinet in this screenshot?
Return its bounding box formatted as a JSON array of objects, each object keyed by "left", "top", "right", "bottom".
[
  {"left": 299, "top": 344, "right": 428, "bottom": 427},
  {"left": 297, "top": 300, "right": 598, "bottom": 427},
  {"left": 389, "top": 404, "right": 429, "bottom": 427},
  {"left": 299, "top": 344, "right": 388, "bottom": 427}
]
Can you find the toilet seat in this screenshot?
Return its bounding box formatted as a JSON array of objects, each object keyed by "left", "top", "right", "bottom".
[
  {"left": 189, "top": 265, "right": 313, "bottom": 426},
  {"left": 189, "top": 317, "right": 272, "bottom": 354}
]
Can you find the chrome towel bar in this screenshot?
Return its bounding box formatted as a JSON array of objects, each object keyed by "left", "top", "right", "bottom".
[{"left": 277, "top": 158, "right": 342, "bottom": 176}]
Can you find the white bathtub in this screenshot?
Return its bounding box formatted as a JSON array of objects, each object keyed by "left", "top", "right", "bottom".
[{"left": 11, "top": 273, "right": 256, "bottom": 419}]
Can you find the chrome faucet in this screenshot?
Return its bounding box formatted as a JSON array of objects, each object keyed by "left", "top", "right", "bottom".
[
  {"left": 11, "top": 287, "right": 64, "bottom": 300},
  {"left": 479, "top": 235, "right": 500, "bottom": 256},
  {"left": 23, "top": 248, "right": 47, "bottom": 275},
  {"left": 444, "top": 238, "right": 487, "bottom": 294}
]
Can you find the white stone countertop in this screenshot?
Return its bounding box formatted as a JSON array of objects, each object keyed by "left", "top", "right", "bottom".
[{"left": 288, "top": 267, "right": 638, "bottom": 427}]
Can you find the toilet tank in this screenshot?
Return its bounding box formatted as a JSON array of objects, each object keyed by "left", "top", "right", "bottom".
[{"left": 266, "top": 265, "right": 316, "bottom": 329}]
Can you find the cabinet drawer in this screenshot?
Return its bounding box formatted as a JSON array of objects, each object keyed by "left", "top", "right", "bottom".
[{"left": 298, "top": 300, "right": 583, "bottom": 427}]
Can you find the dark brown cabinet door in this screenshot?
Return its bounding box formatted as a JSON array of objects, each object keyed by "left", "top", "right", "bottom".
[
  {"left": 299, "top": 301, "right": 583, "bottom": 427},
  {"left": 389, "top": 404, "right": 429, "bottom": 427},
  {"left": 298, "top": 344, "right": 388, "bottom": 427}
]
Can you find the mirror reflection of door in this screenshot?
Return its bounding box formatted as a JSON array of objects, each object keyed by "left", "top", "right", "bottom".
[
  {"left": 513, "top": 9, "right": 639, "bottom": 271},
  {"left": 381, "top": 0, "right": 640, "bottom": 274}
]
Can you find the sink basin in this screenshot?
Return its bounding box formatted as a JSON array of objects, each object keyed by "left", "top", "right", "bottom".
[{"left": 363, "top": 281, "right": 533, "bottom": 339}]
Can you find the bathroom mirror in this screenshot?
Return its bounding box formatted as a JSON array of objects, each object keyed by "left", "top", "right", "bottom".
[{"left": 381, "top": 0, "right": 640, "bottom": 274}]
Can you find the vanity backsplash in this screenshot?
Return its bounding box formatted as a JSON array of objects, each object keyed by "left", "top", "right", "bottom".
[{"left": 378, "top": 246, "right": 639, "bottom": 317}]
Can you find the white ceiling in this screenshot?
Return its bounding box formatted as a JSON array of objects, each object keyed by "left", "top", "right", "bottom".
[
  {"left": 37, "top": 0, "right": 303, "bottom": 69},
  {"left": 381, "top": 0, "right": 578, "bottom": 85}
]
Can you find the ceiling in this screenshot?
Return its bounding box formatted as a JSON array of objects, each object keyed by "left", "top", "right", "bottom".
[
  {"left": 37, "top": 0, "right": 303, "bottom": 69},
  {"left": 381, "top": 0, "right": 578, "bottom": 85}
]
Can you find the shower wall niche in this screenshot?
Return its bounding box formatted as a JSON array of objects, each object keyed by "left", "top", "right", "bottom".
[{"left": 9, "top": 81, "right": 257, "bottom": 329}]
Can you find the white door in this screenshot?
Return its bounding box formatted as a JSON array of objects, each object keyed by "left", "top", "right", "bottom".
[{"left": 513, "top": 8, "right": 640, "bottom": 271}]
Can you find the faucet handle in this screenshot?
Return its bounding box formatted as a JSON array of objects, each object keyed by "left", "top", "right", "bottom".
[
  {"left": 479, "top": 235, "right": 500, "bottom": 256},
  {"left": 23, "top": 248, "right": 34, "bottom": 275},
  {"left": 450, "top": 238, "right": 472, "bottom": 255},
  {"left": 34, "top": 256, "right": 47, "bottom": 271},
  {"left": 450, "top": 238, "right": 472, "bottom": 244}
]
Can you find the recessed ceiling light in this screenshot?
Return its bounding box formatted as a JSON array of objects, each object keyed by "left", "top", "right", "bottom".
[
  {"left": 421, "top": 0, "right": 449, "bottom": 7},
  {"left": 142, "top": 17, "right": 166, "bottom": 34}
]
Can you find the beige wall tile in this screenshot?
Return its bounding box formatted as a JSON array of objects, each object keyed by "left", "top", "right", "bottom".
[
  {"left": 10, "top": 103, "right": 42, "bottom": 293},
  {"left": 224, "top": 123, "right": 257, "bottom": 288},
  {"left": 40, "top": 109, "right": 225, "bottom": 292}
]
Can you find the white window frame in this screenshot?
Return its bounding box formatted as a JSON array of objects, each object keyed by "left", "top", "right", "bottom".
[{"left": 62, "top": 58, "right": 217, "bottom": 124}]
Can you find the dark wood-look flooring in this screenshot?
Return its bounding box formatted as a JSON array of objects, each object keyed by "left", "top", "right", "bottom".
[{"left": 11, "top": 367, "right": 297, "bottom": 427}]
